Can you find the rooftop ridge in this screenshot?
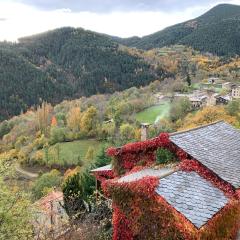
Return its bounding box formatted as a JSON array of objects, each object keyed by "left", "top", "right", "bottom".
[{"left": 170, "top": 120, "right": 226, "bottom": 137}]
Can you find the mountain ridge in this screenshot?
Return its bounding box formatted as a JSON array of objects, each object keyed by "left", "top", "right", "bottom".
[
  {"left": 1, "top": 3, "right": 240, "bottom": 121},
  {"left": 0, "top": 27, "right": 162, "bottom": 121},
  {"left": 114, "top": 3, "right": 240, "bottom": 55}
]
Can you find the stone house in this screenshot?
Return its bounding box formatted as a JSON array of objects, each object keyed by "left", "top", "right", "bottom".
[
  {"left": 92, "top": 121, "right": 240, "bottom": 240},
  {"left": 189, "top": 96, "right": 207, "bottom": 109},
  {"left": 34, "top": 190, "right": 69, "bottom": 239}
]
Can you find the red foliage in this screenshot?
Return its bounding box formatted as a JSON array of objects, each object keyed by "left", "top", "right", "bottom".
[
  {"left": 107, "top": 133, "right": 170, "bottom": 157},
  {"left": 112, "top": 205, "right": 133, "bottom": 240},
  {"left": 101, "top": 132, "right": 240, "bottom": 239},
  {"left": 51, "top": 116, "right": 57, "bottom": 127},
  {"left": 106, "top": 147, "right": 118, "bottom": 156},
  {"left": 103, "top": 176, "right": 160, "bottom": 240},
  {"left": 92, "top": 170, "right": 114, "bottom": 182},
  {"left": 108, "top": 133, "right": 170, "bottom": 175},
  {"left": 237, "top": 189, "right": 240, "bottom": 199}
]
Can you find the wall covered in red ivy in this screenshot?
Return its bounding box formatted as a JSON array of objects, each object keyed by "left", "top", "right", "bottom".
[
  {"left": 100, "top": 133, "right": 240, "bottom": 240},
  {"left": 103, "top": 175, "right": 240, "bottom": 240}
]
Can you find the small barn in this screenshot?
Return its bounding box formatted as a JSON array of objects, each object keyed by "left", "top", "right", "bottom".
[{"left": 93, "top": 121, "right": 240, "bottom": 240}]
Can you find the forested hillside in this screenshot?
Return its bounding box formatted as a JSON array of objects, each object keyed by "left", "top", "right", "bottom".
[
  {"left": 0, "top": 28, "right": 161, "bottom": 121},
  {"left": 114, "top": 4, "right": 240, "bottom": 55},
  {"left": 1, "top": 4, "right": 240, "bottom": 121}
]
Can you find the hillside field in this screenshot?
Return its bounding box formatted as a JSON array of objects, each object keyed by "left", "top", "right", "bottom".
[
  {"left": 136, "top": 101, "right": 171, "bottom": 124},
  {"left": 45, "top": 139, "right": 104, "bottom": 167}
]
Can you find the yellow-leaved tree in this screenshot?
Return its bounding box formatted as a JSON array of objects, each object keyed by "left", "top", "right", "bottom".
[
  {"left": 80, "top": 106, "right": 98, "bottom": 136},
  {"left": 179, "top": 106, "right": 238, "bottom": 131},
  {"left": 67, "top": 107, "right": 82, "bottom": 132},
  {"left": 36, "top": 101, "right": 53, "bottom": 134},
  {"left": 85, "top": 147, "right": 95, "bottom": 163}
]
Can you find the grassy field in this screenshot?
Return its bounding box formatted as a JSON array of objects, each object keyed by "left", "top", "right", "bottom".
[
  {"left": 136, "top": 101, "right": 171, "bottom": 124},
  {"left": 45, "top": 139, "right": 104, "bottom": 167}
]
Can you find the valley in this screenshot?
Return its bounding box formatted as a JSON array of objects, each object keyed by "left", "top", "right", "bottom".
[{"left": 0, "top": 3, "right": 240, "bottom": 240}]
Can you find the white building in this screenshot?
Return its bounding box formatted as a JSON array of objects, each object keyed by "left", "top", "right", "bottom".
[{"left": 232, "top": 86, "right": 240, "bottom": 99}]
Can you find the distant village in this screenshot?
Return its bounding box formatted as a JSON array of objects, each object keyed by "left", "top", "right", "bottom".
[{"left": 155, "top": 77, "right": 240, "bottom": 110}]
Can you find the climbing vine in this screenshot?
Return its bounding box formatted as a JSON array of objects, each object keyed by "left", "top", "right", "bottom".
[
  {"left": 103, "top": 175, "right": 240, "bottom": 240},
  {"left": 101, "top": 132, "right": 240, "bottom": 240},
  {"left": 107, "top": 133, "right": 170, "bottom": 175}
]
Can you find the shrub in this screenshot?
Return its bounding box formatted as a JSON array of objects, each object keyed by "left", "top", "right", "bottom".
[
  {"left": 32, "top": 134, "right": 47, "bottom": 150},
  {"left": 49, "top": 127, "right": 66, "bottom": 144},
  {"left": 30, "top": 150, "right": 44, "bottom": 165},
  {"left": 31, "top": 169, "right": 62, "bottom": 200},
  {"left": 15, "top": 136, "right": 29, "bottom": 150},
  {"left": 119, "top": 123, "right": 135, "bottom": 143},
  {"left": 63, "top": 168, "right": 95, "bottom": 217},
  {"left": 156, "top": 148, "right": 176, "bottom": 164},
  {"left": 169, "top": 97, "right": 192, "bottom": 122},
  {"left": 95, "top": 146, "right": 112, "bottom": 168}
]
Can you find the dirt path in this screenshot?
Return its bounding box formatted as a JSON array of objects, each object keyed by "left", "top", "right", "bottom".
[{"left": 15, "top": 164, "right": 39, "bottom": 179}]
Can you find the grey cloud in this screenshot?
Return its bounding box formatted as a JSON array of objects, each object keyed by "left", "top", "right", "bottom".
[
  {"left": 0, "top": 18, "right": 7, "bottom": 21},
  {"left": 17, "top": 0, "right": 233, "bottom": 12}
]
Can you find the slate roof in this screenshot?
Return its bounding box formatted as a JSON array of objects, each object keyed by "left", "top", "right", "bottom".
[
  {"left": 117, "top": 167, "right": 176, "bottom": 183},
  {"left": 156, "top": 171, "right": 228, "bottom": 228},
  {"left": 170, "top": 121, "right": 240, "bottom": 188},
  {"left": 91, "top": 164, "right": 112, "bottom": 172}
]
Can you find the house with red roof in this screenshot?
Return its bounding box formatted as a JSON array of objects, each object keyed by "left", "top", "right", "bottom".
[{"left": 92, "top": 121, "right": 240, "bottom": 240}]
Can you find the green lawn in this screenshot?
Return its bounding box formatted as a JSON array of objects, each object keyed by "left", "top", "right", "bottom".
[
  {"left": 45, "top": 139, "right": 104, "bottom": 167},
  {"left": 136, "top": 101, "right": 171, "bottom": 124},
  {"left": 192, "top": 83, "right": 201, "bottom": 90}
]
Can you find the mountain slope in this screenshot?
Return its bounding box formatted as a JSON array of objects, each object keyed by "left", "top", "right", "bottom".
[
  {"left": 0, "top": 27, "right": 160, "bottom": 121},
  {"left": 115, "top": 4, "right": 240, "bottom": 55}
]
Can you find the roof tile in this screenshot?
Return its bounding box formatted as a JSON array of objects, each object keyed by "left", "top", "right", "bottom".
[
  {"left": 156, "top": 171, "right": 228, "bottom": 228},
  {"left": 170, "top": 122, "right": 240, "bottom": 188}
]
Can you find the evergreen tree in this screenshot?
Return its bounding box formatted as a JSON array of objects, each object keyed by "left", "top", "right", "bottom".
[{"left": 186, "top": 74, "right": 191, "bottom": 86}]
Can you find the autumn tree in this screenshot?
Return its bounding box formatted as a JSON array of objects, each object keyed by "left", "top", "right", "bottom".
[
  {"left": 179, "top": 106, "right": 238, "bottom": 130},
  {"left": 67, "top": 107, "right": 82, "bottom": 132},
  {"left": 31, "top": 169, "right": 62, "bottom": 200},
  {"left": 169, "top": 97, "right": 192, "bottom": 122},
  {"left": 99, "top": 122, "right": 116, "bottom": 141},
  {"left": 51, "top": 116, "right": 58, "bottom": 127},
  {"left": 120, "top": 123, "right": 135, "bottom": 143},
  {"left": 80, "top": 106, "right": 98, "bottom": 136},
  {"left": 85, "top": 147, "right": 95, "bottom": 163},
  {"left": 36, "top": 101, "right": 53, "bottom": 134}
]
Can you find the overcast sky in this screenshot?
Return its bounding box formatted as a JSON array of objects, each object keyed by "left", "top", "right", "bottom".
[{"left": 0, "top": 0, "right": 239, "bottom": 41}]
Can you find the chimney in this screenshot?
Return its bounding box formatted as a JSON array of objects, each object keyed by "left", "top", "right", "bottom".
[{"left": 141, "top": 123, "right": 150, "bottom": 141}]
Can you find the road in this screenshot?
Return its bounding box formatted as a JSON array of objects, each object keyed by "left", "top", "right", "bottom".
[{"left": 15, "top": 164, "right": 39, "bottom": 179}]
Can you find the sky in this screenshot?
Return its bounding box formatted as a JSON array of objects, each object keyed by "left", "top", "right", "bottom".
[{"left": 0, "top": 0, "right": 240, "bottom": 41}]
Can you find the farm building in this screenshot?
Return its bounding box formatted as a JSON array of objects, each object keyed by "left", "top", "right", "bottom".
[{"left": 92, "top": 121, "right": 240, "bottom": 240}]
